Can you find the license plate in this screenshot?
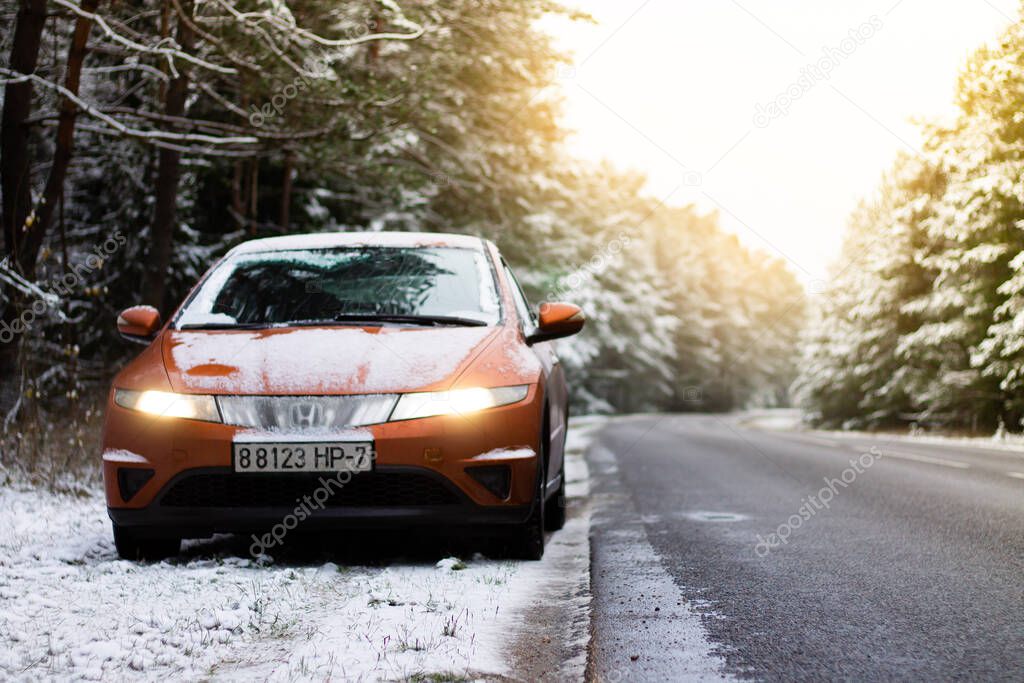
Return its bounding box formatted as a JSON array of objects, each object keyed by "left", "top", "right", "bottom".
[{"left": 232, "top": 442, "right": 374, "bottom": 473}]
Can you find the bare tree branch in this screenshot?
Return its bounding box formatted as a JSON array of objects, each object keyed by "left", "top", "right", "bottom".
[{"left": 51, "top": 0, "right": 236, "bottom": 75}]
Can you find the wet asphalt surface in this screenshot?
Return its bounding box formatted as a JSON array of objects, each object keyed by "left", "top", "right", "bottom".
[{"left": 586, "top": 415, "right": 1024, "bottom": 681}]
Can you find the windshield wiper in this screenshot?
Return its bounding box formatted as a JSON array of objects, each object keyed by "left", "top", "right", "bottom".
[
  {"left": 182, "top": 315, "right": 490, "bottom": 330},
  {"left": 178, "top": 322, "right": 269, "bottom": 330},
  {"left": 331, "top": 313, "right": 489, "bottom": 327}
]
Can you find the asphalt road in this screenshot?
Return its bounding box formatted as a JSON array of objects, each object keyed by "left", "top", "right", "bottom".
[{"left": 586, "top": 415, "right": 1024, "bottom": 681}]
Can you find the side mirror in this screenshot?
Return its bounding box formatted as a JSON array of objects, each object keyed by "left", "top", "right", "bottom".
[
  {"left": 526, "top": 302, "right": 585, "bottom": 345},
  {"left": 117, "top": 306, "right": 162, "bottom": 345}
]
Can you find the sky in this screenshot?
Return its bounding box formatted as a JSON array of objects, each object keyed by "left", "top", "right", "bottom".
[{"left": 542, "top": 0, "right": 1017, "bottom": 286}]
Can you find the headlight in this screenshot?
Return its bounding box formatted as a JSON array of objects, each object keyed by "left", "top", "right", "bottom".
[
  {"left": 389, "top": 385, "right": 529, "bottom": 421},
  {"left": 114, "top": 389, "right": 221, "bottom": 422}
]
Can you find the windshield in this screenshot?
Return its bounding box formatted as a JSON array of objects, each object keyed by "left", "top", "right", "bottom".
[{"left": 176, "top": 246, "right": 501, "bottom": 328}]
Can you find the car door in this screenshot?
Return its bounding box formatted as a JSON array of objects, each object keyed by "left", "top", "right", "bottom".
[{"left": 501, "top": 261, "right": 568, "bottom": 488}]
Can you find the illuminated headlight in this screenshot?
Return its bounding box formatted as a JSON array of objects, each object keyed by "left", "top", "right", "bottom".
[
  {"left": 389, "top": 385, "right": 529, "bottom": 421},
  {"left": 114, "top": 389, "right": 221, "bottom": 422}
]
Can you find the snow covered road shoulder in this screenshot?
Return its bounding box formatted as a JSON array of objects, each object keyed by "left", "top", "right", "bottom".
[{"left": 0, "top": 419, "right": 603, "bottom": 681}]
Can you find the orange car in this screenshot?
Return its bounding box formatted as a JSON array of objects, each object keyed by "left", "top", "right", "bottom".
[{"left": 102, "top": 232, "right": 584, "bottom": 561}]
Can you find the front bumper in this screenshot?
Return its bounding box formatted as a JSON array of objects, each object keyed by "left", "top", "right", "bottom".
[
  {"left": 102, "top": 387, "right": 543, "bottom": 535},
  {"left": 109, "top": 466, "right": 531, "bottom": 536}
]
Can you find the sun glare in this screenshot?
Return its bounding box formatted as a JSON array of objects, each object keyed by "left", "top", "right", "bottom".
[{"left": 543, "top": 0, "right": 1015, "bottom": 284}]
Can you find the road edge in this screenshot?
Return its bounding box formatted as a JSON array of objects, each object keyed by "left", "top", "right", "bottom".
[{"left": 503, "top": 420, "right": 599, "bottom": 680}]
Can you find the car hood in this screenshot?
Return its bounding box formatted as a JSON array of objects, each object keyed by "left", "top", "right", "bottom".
[{"left": 161, "top": 325, "right": 499, "bottom": 395}]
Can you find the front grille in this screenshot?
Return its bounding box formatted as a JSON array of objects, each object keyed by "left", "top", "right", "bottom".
[
  {"left": 160, "top": 471, "right": 460, "bottom": 508},
  {"left": 216, "top": 394, "right": 397, "bottom": 430}
]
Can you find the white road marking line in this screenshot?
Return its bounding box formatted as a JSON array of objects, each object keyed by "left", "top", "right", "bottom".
[
  {"left": 801, "top": 435, "right": 843, "bottom": 447},
  {"left": 883, "top": 449, "right": 970, "bottom": 469},
  {"left": 776, "top": 433, "right": 843, "bottom": 448},
  {"left": 1007, "top": 472, "right": 1024, "bottom": 480}
]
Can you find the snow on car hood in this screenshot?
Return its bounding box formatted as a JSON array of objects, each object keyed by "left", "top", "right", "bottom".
[{"left": 162, "top": 326, "right": 497, "bottom": 395}]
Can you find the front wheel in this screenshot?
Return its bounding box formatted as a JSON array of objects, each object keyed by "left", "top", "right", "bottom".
[
  {"left": 113, "top": 524, "right": 180, "bottom": 561},
  {"left": 511, "top": 460, "right": 546, "bottom": 560},
  {"left": 544, "top": 457, "right": 566, "bottom": 531}
]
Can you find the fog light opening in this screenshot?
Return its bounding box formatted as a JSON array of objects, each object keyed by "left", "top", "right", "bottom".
[
  {"left": 117, "top": 467, "right": 155, "bottom": 502},
  {"left": 466, "top": 465, "right": 511, "bottom": 500}
]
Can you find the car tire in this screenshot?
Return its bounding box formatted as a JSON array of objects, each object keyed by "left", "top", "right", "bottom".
[
  {"left": 112, "top": 524, "right": 180, "bottom": 561},
  {"left": 512, "top": 457, "right": 546, "bottom": 560},
  {"left": 511, "top": 411, "right": 549, "bottom": 561},
  {"left": 544, "top": 457, "right": 566, "bottom": 531},
  {"left": 545, "top": 403, "right": 569, "bottom": 531}
]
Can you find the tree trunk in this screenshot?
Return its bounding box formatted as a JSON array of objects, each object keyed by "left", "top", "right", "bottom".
[
  {"left": 141, "top": 0, "right": 195, "bottom": 312},
  {"left": 248, "top": 158, "right": 259, "bottom": 235},
  {"left": 0, "top": 0, "right": 48, "bottom": 409},
  {"left": 1, "top": 0, "right": 48, "bottom": 266},
  {"left": 231, "top": 87, "right": 247, "bottom": 227},
  {"left": 231, "top": 161, "right": 244, "bottom": 223},
  {"left": 20, "top": 0, "right": 100, "bottom": 275},
  {"left": 366, "top": 13, "right": 383, "bottom": 68},
  {"left": 279, "top": 150, "right": 295, "bottom": 232}
]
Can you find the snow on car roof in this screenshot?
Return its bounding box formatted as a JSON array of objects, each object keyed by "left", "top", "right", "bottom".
[{"left": 228, "top": 231, "right": 487, "bottom": 255}]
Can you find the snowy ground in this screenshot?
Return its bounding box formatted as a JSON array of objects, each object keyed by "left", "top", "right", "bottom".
[
  {"left": 0, "top": 418, "right": 606, "bottom": 682},
  {"left": 741, "top": 409, "right": 1024, "bottom": 454}
]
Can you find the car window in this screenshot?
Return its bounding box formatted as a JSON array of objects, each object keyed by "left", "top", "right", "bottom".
[
  {"left": 503, "top": 263, "right": 536, "bottom": 329},
  {"left": 177, "top": 246, "right": 501, "bottom": 327}
]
